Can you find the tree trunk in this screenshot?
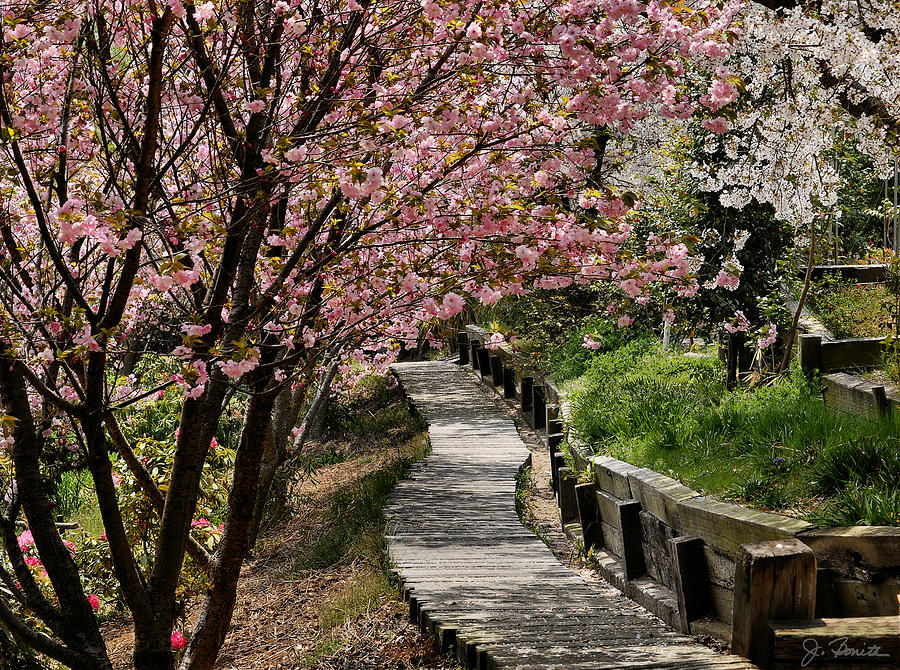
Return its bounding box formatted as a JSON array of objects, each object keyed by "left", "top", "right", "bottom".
[
  {"left": 247, "top": 360, "right": 338, "bottom": 547},
  {"left": 179, "top": 381, "right": 279, "bottom": 670},
  {"left": 779, "top": 221, "right": 818, "bottom": 373}
]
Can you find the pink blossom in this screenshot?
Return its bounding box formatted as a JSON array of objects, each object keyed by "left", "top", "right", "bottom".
[
  {"left": 485, "top": 332, "right": 505, "bottom": 350},
  {"left": 701, "top": 117, "right": 729, "bottom": 134},
  {"left": 88, "top": 594, "right": 100, "bottom": 610},
  {"left": 616, "top": 315, "right": 634, "bottom": 328},
  {"left": 438, "top": 292, "right": 465, "bottom": 318},
  {"left": 582, "top": 334, "right": 603, "bottom": 350},
  {"left": 171, "top": 631, "right": 187, "bottom": 651},
  {"left": 757, "top": 324, "right": 777, "bottom": 349},
  {"left": 194, "top": 1, "right": 215, "bottom": 21},
  {"left": 17, "top": 531, "right": 34, "bottom": 552},
  {"left": 724, "top": 311, "right": 750, "bottom": 334}
]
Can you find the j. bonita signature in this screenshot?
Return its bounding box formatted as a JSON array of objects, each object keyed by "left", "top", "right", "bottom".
[{"left": 801, "top": 637, "right": 891, "bottom": 667}]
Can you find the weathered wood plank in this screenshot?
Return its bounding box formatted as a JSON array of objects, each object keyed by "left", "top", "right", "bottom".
[
  {"left": 591, "top": 455, "right": 637, "bottom": 500},
  {"left": 628, "top": 468, "right": 700, "bottom": 529},
  {"left": 678, "top": 495, "right": 810, "bottom": 557},
  {"left": 769, "top": 616, "right": 900, "bottom": 669},
  {"left": 669, "top": 536, "right": 712, "bottom": 634}
]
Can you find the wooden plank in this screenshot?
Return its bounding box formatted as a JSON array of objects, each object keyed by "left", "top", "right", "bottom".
[
  {"left": 820, "top": 337, "right": 883, "bottom": 371},
  {"left": 594, "top": 488, "right": 623, "bottom": 529},
  {"left": 669, "top": 536, "right": 712, "bottom": 634},
  {"left": 600, "top": 519, "right": 625, "bottom": 558},
  {"left": 825, "top": 575, "right": 900, "bottom": 618},
  {"left": 806, "top": 264, "right": 889, "bottom": 283},
  {"left": 732, "top": 538, "right": 817, "bottom": 668},
  {"left": 628, "top": 468, "right": 700, "bottom": 529},
  {"left": 678, "top": 495, "right": 810, "bottom": 557},
  {"left": 798, "top": 526, "right": 900, "bottom": 573},
  {"left": 639, "top": 511, "right": 677, "bottom": 588},
  {"left": 591, "top": 455, "right": 638, "bottom": 500},
  {"left": 821, "top": 372, "right": 891, "bottom": 418},
  {"left": 770, "top": 616, "right": 900, "bottom": 669}
]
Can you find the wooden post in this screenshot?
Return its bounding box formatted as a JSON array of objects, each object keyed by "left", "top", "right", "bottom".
[
  {"left": 476, "top": 347, "right": 491, "bottom": 381},
  {"left": 872, "top": 385, "right": 892, "bottom": 418},
  {"left": 548, "top": 433, "right": 564, "bottom": 491},
  {"left": 545, "top": 405, "right": 559, "bottom": 435},
  {"left": 547, "top": 417, "right": 563, "bottom": 435},
  {"left": 668, "top": 536, "right": 711, "bottom": 634},
  {"left": 552, "top": 451, "right": 566, "bottom": 494},
  {"left": 490, "top": 354, "right": 503, "bottom": 387},
  {"left": 616, "top": 500, "right": 645, "bottom": 581},
  {"left": 470, "top": 341, "right": 482, "bottom": 370},
  {"left": 575, "top": 483, "right": 602, "bottom": 552},
  {"left": 532, "top": 385, "right": 546, "bottom": 431},
  {"left": 732, "top": 538, "right": 816, "bottom": 668},
  {"left": 521, "top": 376, "right": 534, "bottom": 414},
  {"left": 557, "top": 467, "right": 579, "bottom": 525},
  {"left": 502, "top": 366, "right": 516, "bottom": 399},
  {"left": 798, "top": 334, "right": 822, "bottom": 376},
  {"left": 457, "top": 332, "right": 469, "bottom": 365},
  {"left": 727, "top": 332, "right": 743, "bottom": 390}
]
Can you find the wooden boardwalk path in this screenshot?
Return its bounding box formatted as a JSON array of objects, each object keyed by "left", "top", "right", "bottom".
[{"left": 386, "top": 361, "right": 755, "bottom": 670}]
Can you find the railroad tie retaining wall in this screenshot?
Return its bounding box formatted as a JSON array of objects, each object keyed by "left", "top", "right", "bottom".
[{"left": 462, "top": 326, "right": 900, "bottom": 667}]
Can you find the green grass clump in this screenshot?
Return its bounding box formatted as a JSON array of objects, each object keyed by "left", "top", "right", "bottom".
[
  {"left": 808, "top": 278, "right": 891, "bottom": 338},
  {"left": 567, "top": 338, "right": 900, "bottom": 525}
]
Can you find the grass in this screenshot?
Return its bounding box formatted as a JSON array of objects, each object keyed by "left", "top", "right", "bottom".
[
  {"left": 808, "top": 278, "right": 891, "bottom": 338},
  {"left": 566, "top": 338, "right": 900, "bottom": 525}
]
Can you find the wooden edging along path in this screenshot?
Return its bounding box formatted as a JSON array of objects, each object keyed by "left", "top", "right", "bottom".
[{"left": 386, "top": 361, "right": 756, "bottom": 669}]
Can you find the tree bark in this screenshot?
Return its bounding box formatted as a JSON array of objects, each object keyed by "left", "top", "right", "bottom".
[{"left": 179, "top": 379, "right": 279, "bottom": 670}]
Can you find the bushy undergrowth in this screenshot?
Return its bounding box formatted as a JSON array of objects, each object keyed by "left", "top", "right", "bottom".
[{"left": 567, "top": 339, "right": 900, "bottom": 525}]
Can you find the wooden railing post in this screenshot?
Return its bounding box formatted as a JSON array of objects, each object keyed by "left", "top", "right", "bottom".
[
  {"left": 798, "top": 334, "right": 822, "bottom": 376},
  {"left": 668, "top": 536, "right": 711, "bottom": 634},
  {"left": 490, "top": 354, "right": 503, "bottom": 386},
  {"left": 470, "top": 340, "right": 482, "bottom": 371},
  {"left": 457, "top": 331, "right": 469, "bottom": 365},
  {"left": 575, "top": 483, "right": 602, "bottom": 552},
  {"left": 548, "top": 432, "right": 564, "bottom": 491},
  {"left": 476, "top": 347, "right": 491, "bottom": 381},
  {"left": 616, "top": 500, "right": 644, "bottom": 581},
  {"left": 732, "top": 539, "right": 816, "bottom": 668},
  {"left": 521, "top": 376, "right": 534, "bottom": 414},
  {"left": 502, "top": 366, "right": 516, "bottom": 399},
  {"left": 558, "top": 467, "right": 579, "bottom": 525},
  {"left": 532, "top": 385, "right": 546, "bottom": 430}
]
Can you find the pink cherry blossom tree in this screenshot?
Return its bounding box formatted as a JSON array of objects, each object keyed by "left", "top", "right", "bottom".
[{"left": 0, "top": 0, "right": 740, "bottom": 667}]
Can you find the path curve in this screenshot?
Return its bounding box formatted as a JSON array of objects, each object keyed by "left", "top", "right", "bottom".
[{"left": 386, "top": 361, "right": 755, "bottom": 669}]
